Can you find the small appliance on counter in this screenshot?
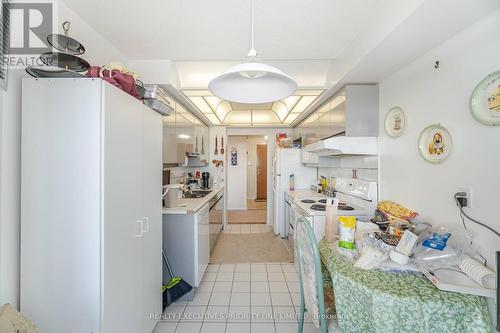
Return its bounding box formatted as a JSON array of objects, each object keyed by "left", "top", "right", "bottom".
[{"left": 201, "top": 172, "right": 211, "bottom": 189}]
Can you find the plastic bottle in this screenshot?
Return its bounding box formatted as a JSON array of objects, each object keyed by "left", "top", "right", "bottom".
[
  {"left": 325, "top": 198, "right": 339, "bottom": 242},
  {"left": 289, "top": 174, "right": 295, "bottom": 191}
]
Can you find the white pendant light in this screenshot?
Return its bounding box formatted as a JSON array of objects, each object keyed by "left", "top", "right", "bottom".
[{"left": 208, "top": 0, "right": 297, "bottom": 104}]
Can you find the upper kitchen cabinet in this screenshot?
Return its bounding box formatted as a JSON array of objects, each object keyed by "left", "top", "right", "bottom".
[
  {"left": 294, "top": 85, "right": 379, "bottom": 145},
  {"left": 162, "top": 111, "right": 177, "bottom": 165},
  {"left": 294, "top": 111, "right": 320, "bottom": 147},
  {"left": 163, "top": 98, "right": 210, "bottom": 166}
]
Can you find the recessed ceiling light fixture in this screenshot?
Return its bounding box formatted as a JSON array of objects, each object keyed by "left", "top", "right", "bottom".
[{"left": 208, "top": 0, "right": 297, "bottom": 104}]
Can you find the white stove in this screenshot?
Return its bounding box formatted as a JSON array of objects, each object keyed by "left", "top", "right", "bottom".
[{"left": 287, "top": 178, "right": 377, "bottom": 244}]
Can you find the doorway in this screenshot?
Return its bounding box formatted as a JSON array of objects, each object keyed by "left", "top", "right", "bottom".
[{"left": 226, "top": 135, "right": 267, "bottom": 225}]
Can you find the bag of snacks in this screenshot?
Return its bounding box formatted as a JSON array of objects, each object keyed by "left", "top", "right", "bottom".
[{"left": 338, "top": 216, "right": 356, "bottom": 249}]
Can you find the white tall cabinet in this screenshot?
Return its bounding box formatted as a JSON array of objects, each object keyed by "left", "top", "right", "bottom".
[{"left": 20, "top": 79, "right": 163, "bottom": 333}]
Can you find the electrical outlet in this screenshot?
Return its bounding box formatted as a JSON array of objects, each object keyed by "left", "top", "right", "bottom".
[{"left": 457, "top": 187, "right": 471, "bottom": 208}]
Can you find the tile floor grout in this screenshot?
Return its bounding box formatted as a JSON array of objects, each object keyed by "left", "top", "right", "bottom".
[{"left": 154, "top": 262, "right": 317, "bottom": 333}]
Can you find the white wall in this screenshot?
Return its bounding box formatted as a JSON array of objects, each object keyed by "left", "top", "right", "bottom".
[
  {"left": 379, "top": 9, "right": 500, "bottom": 266},
  {"left": 378, "top": 11, "right": 500, "bottom": 326},
  {"left": 226, "top": 136, "right": 248, "bottom": 210},
  {"left": 0, "top": 0, "right": 127, "bottom": 309},
  {"left": 247, "top": 136, "right": 267, "bottom": 200}
]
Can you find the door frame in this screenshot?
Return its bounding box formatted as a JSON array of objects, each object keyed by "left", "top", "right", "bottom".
[{"left": 224, "top": 128, "right": 292, "bottom": 227}]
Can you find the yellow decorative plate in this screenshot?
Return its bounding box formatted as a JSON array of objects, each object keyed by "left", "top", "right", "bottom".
[{"left": 418, "top": 124, "right": 453, "bottom": 164}]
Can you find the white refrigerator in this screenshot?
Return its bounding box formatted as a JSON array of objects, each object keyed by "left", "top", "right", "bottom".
[{"left": 272, "top": 149, "right": 316, "bottom": 237}]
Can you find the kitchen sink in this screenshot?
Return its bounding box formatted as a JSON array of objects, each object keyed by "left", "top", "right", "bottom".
[{"left": 183, "top": 189, "right": 212, "bottom": 199}]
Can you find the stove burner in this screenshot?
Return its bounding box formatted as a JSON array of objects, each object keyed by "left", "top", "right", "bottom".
[
  {"left": 301, "top": 199, "right": 316, "bottom": 204},
  {"left": 310, "top": 204, "right": 326, "bottom": 211},
  {"left": 317, "top": 199, "right": 351, "bottom": 208}
]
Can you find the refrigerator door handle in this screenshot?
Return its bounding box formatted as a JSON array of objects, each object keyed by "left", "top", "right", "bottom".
[
  {"left": 142, "top": 216, "right": 149, "bottom": 233},
  {"left": 136, "top": 219, "right": 144, "bottom": 238}
]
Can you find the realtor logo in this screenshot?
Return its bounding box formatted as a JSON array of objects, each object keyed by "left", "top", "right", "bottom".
[{"left": 8, "top": 2, "right": 52, "bottom": 54}]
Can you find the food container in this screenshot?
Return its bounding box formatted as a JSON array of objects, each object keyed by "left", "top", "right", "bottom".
[{"left": 143, "top": 84, "right": 175, "bottom": 116}]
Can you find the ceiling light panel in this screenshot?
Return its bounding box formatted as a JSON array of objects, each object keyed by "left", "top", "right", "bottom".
[
  {"left": 204, "top": 96, "right": 223, "bottom": 111},
  {"left": 190, "top": 96, "right": 214, "bottom": 114},
  {"left": 281, "top": 95, "right": 301, "bottom": 111},
  {"left": 215, "top": 101, "right": 231, "bottom": 121},
  {"left": 183, "top": 90, "right": 322, "bottom": 126},
  {"left": 283, "top": 113, "right": 300, "bottom": 124},
  {"left": 272, "top": 102, "right": 289, "bottom": 122},
  {"left": 290, "top": 95, "right": 318, "bottom": 114},
  {"left": 224, "top": 111, "right": 252, "bottom": 125},
  {"left": 231, "top": 102, "right": 273, "bottom": 110},
  {"left": 251, "top": 110, "right": 281, "bottom": 124},
  {"left": 205, "top": 114, "right": 221, "bottom": 125}
]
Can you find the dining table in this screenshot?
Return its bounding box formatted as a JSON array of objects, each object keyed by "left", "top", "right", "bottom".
[{"left": 318, "top": 239, "right": 492, "bottom": 333}]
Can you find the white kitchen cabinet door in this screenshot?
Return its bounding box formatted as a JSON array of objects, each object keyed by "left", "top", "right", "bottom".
[
  {"left": 140, "top": 103, "right": 163, "bottom": 331},
  {"left": 195, "top": 204, "right": 210, "bottom": 287},
  {"left": 20, "top": 79, "right": 102, "bottom": 333},
  {"left": 102, "top": 83, "right": 143, "bottom": 333}
]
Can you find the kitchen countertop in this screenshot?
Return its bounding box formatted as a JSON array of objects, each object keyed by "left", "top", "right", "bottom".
[
  {"left": 162, "top": 185, "right": 224, "bottom": 215},
  {"left": 286, "top": 189, "right": 327, "bottom": 201}
]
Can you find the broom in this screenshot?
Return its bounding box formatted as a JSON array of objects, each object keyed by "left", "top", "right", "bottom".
[{"left": 162, "top": 249, "right": 193, "bottom": 309}]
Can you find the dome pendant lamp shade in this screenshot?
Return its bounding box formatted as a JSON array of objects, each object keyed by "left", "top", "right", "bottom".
[{"left": 208, "top": 0, "right": 297, "bottom": 104}]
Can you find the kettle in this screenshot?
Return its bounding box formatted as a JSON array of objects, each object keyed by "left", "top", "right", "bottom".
[{"left": 162, "top": 184, "right": 184, "bottom": 208}]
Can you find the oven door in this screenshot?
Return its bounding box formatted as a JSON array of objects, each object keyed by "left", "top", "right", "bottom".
[{"left": 289, "top": 203, "right": 312, "bottom": 251}]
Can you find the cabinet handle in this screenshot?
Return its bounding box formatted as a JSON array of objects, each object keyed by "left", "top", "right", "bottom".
[
  {"left": 136, "top": 219, "right": 144, "bottom": 238},
  {"left": 143, "top": 217, "right": 149, "bottom": 233}
]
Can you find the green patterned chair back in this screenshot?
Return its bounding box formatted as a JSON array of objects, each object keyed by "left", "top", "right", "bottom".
[{"left": 294, "top": 217, "right": 328, "bottom": 333}]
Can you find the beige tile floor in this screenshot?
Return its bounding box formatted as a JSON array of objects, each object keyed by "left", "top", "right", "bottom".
[
  {"left": 223, "top": 224, "right": 272, "bottom": 234},
  {"left": 153, "top": 263, "right": 321, "bottom": 333}
]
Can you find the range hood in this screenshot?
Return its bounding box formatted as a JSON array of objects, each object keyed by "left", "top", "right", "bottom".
[{"left": 304, "top": 136, "right": 378, "bottom": 156}]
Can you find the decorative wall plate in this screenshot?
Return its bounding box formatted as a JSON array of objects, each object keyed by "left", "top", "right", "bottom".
[
  {"left": 384, "top": 106, "right": 406, "bottom": 137},
  {"left": 470, "top": 70, "right": 500, "bottom": 126},
  {"left": 418, "top": 124, "right": 453, "bottom": 164}
]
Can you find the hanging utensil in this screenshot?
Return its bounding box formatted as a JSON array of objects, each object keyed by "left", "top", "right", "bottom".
[
  {"left": 47, "top": 21, "right": 85, "bottom": 55},
  {"left": 201, "top": 136, "right": 205, "bottom": 155},
  {"left": 214, "top": 136, "right": 218, "bottom": 155},
  {"left": 41, "top": 21, "right": 89, "bottom": 72},
  {"left": 220, "top": 136, "right": 225, "bottom": 154},
  {"left": 195, "top": 135, "right": 199, "bottom": 154}
]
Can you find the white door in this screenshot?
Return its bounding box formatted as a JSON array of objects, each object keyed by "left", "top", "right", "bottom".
[
  {"left": 102, "top": 84, "right": 143, "bottom": 333},
  {"left": 140, "top": 107, "right": 163, "bottom": 332}
]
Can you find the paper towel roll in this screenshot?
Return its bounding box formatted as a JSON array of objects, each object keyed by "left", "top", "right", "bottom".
[{"left": 459, "top": 256, "right": 495, "bottom": 289}]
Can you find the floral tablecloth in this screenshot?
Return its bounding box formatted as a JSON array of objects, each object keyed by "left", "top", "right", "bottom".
[{"left": 318, "top": 240, "right": 492, "bottom": 333}]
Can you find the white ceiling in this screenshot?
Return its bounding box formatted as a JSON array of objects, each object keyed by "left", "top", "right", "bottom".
[
  {"left": 62, "top": 0, "right": 500, "bottom": 126},
  {"left": 62, "top": 0, "right": 382, "bottom": 61}
]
